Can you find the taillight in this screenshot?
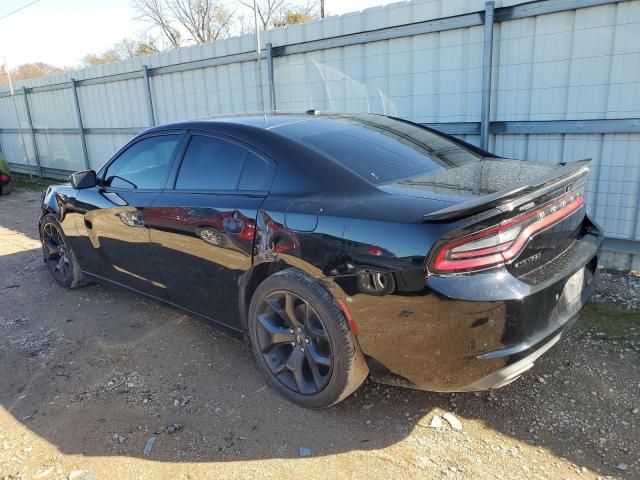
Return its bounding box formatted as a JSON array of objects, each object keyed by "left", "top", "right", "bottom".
[{"left": 431, "top": 189, "right": 585, "bottom": 273}]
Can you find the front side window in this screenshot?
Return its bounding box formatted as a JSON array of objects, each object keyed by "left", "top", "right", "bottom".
[
  {"left": 175, "top": 135, "right": 270, "bottom": 191},
  {"left": 104, "top": 135, "right": 180, "bottom": 189}
]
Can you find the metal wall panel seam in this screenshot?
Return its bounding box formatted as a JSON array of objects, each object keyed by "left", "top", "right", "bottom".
[
  {"left": 150, "top": 51, "right": 265, "bottom": 77},
  {"left": 266, "top": 43, "right": 277, "bottom": 110},
  {"left": 20, "top": 87, "right": 42, "bottom": 176},
  {"left": 494, "top": 0, "right": 627, "bottom": 22},
  {"left": 272, "top": 12, "right": 484, "bottom": 57},
  {"left": 70, "top": 79, "right": 91, "bottom": 170},
  {"left": 142, "top": 65, "right": 156, "bottom": 126},
  {"left": 481, "top": 1, "right": 495, "bottom": 149}
]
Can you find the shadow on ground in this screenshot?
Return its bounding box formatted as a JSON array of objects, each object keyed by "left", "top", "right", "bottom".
[{"left": 0, "top": 189, "right": 638, "bottom": 477}]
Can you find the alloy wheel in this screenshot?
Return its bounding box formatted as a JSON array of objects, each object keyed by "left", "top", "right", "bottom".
[
  {"left": 361, "top": 272, "right": 387, "bottom": 291},
  {"left": 256, "top": 290, "right": 333, "bottom": 395},
  {"left": 42, "top": 223, "right": 72, "bottom": 284},
  {"left": 199, "top": 228, "right": 222, "bottom": 245}
]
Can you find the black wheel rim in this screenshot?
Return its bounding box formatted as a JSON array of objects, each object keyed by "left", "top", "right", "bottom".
[
  {"left": 42, "top": 223, "right": 72, "bottom": 283},
  {"left": 256, "top": 290, "right": 333, "bottom": 395}
]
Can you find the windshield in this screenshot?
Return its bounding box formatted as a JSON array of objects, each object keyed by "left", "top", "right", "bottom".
[{"left": 273, "top": 115, "right": 482, "bottom": 185}]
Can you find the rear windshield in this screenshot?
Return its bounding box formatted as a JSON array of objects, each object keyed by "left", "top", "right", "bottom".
[{"left": 274, "top": 116, "right": 481, "bottom": 185}]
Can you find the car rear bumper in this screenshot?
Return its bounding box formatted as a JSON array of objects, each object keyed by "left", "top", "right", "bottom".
[
  {"left": 340, "top": 226, "right": 603, "bottom": 392},
  {"left": 459, "top": 333, "right": 561, "bottom": 391},
  {"left": 458, "top": 265, "right": 598, "bottom": 391}
]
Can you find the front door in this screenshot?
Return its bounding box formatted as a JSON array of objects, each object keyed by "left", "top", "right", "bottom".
[
  {"left": 72, "top": 133, "right": 183, "bottom": 298},
  {"left": 146, "top": 132, "right": 274, "bottom": 328}
]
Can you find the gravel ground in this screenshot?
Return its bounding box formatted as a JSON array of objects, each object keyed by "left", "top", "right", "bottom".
[
  {"left": 592, "top": 271, "right": 640, "bottom": 310},
  {"left": 0, "top": 187, "right": 638, "bottom": 480}
]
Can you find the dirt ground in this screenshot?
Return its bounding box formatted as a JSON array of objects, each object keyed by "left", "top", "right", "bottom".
[{"left": 1, "top": 184, "right": 638, "bottom": 480}]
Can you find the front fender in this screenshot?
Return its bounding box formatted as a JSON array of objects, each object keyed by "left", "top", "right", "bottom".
[
  {"left": 39, "top": 184, "right": 80, "bottom": 241},
  {"left": 40, "top": 185, "right": 77, "bottom": 218}
]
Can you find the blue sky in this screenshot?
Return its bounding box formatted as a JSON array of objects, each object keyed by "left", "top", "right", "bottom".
[{"left": 0, "top": 0, "right": 392, "bottom": 67}]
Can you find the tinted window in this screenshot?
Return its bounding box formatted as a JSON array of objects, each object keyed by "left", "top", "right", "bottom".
[
  {"left": 239, "top": 154, "right": 270, "bottom": 190},
  {"left": 275, "top": 116, "right": 481, "bottom": 185},
  {"left": 105, "top": 135, "right": 180, "bottom": 189},
  {"left": 176, "top": 135, "right": 270, "bottom": 191}
]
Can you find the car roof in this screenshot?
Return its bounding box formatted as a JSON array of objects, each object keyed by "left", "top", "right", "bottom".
[
  {"left": 143, "top": 113, "right": 494, "bottom": 159},
  {"left": 145, "top": 112, "right": 379, "bottom": 133}
]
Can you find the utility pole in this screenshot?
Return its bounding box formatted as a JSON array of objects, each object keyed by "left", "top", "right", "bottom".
[
  {"left": 253, "top": 0, "right": 265, "bottom": 112},
  {"left": 253, "top": 0, "right": 261, "bottom": 55},
  {"left": 321, "top": 0, "right": 325, "bottom": 18},
  {"left": 1, "top": 56, "right": 14, "bottom": 95}
]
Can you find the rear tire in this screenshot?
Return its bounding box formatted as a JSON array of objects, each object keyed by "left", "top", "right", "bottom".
[
  {"left": 248, "top": 269, "right": 368, "bottom": 408},
  {"left": 40, "top": 213, "right": 88, "bottom": 289}
]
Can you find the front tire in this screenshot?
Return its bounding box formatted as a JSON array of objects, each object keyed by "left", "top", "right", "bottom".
[
  {"left": 248, "top": 269, "right": 368, "bottom": 408},
  {"left": 40, "top": 213, "right": 87, "bottom": 289}
]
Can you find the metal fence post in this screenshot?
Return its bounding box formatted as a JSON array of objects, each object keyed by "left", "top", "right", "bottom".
[
  {"left": 142, "top": 65, "right": 156, "bottom": 126},
  {"left": 266, "top": 43, "right": 276, "bottom": 111},
  {"left": 480, "top": 1, "right": 495, "bottom": 151},
  {"left": 21, "top": 86, "right": 43, "bottom": 177},
  {"left": 71, "top": 78, "right": 91, "bottom": 170}
]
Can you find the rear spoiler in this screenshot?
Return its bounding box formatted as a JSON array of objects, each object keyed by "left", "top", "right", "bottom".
[{"left": 423, "top": 159, "right": 591, "bottom": 222}]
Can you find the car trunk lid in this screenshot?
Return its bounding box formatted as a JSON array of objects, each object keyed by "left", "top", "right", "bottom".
[
  {"left": 381, "top": 158, "right": 588, "bottom": 221},
  {"left": 380, "top": 158, "right": 590, "bottom": 278}
]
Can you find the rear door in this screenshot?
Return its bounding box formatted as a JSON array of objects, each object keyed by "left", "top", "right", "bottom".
[
  {"left": 73, "top": 132, "right": 184, "bottom": 298},
  {"left": 146, "top": 132, "right": 275, "bottom": 328}
]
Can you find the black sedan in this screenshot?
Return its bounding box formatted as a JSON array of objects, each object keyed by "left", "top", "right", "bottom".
[{"left": 39, "top": 113, "right": 603, "bottom": 408}]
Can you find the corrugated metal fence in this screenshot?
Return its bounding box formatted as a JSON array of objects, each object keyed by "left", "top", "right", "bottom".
[{"left": 1, "top": 0, "right": 639, "bottom": 269}]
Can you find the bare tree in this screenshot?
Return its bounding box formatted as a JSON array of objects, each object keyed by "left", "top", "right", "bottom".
[
  {"left": 272, "top": 1, "right": 320, "bottom": 27},
  {"left": 113, "top": 36, "right": 161, "bottom": 59},
  {"left": 241, "top": 0, "right": 319, "bottom": 30},
  {"left": 238, "top": 0, "right": 286, "bottom": 30},
  {"left": 234, "top": 12, "right": 256, "bottom": 35},
  {"left": 170, "top": 0, "right": 235, "bottom": 42},
  {"left": 132, "top": 0, "right": 183, "bottom": 48},
  {"left": 293, "top": 0, "right": 320, "bottom": 19},
  {"left": 132, "top": 0, "right": 235, "bottom": 47}
]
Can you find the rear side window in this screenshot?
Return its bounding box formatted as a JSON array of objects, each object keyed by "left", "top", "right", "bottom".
[
  {"left": 104, "top": 135, "right": 180, "bottom": 189},
  {"left": 275, "top": 116, "right": 481, "bottom": 185},
  {"left": 175, "top": 135, "right": 270, "bottom": 191}
]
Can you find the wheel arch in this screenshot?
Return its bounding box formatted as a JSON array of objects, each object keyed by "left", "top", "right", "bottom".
[
  {"left": 238, "top": 257, "right": 351, "bottom": 337},
  {"left": 238, "top": 260, "right": 290, "bottom": 333},
  {"left": 39, "top": 187, "right": 67, "bottom": 226},
  {"left": 239, "top": 209, "right": 355, "bottom": 339}
]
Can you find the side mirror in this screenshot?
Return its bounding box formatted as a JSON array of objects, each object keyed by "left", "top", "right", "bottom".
[{"left": 69, "top": 170, "right": 97, "bottom": 190}]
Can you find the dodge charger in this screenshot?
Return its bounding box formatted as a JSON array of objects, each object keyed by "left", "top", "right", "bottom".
[{"left": 39, "top": 113, "right": 603, "bottom": 408}]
